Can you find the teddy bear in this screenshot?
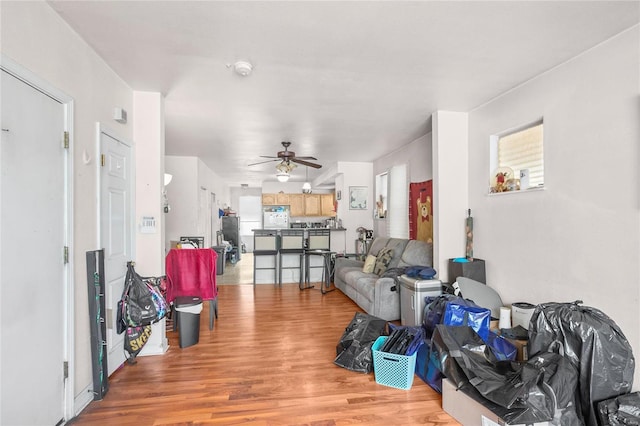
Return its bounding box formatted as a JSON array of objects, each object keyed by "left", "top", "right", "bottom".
[
  {"left": 416, "top": 195, "right": 433, "bottom": 243},
  {"left": 495, "top": 171, "right": 509, "bottom": 192}
]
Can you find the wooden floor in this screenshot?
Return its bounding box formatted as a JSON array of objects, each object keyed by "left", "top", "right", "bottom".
[{"left": 72, "top": 273, "right": 460, "bottom": 425}]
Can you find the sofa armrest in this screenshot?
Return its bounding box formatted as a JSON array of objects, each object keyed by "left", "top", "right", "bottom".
[
  {"left": 373, "top": 277, "right": 401, "bottom": 321},
  {"left": 335, "top": 257, "right": 364, "bottom": 269}
]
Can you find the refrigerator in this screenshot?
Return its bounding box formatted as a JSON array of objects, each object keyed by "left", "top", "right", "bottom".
[
  {"left": 221, "top": 216, "right": 241, "bottom": 261},
  {"left": 263, "top": 206, "right": 290, "bottom": 229}
]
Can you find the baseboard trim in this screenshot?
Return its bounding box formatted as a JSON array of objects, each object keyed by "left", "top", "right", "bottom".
[{"left": 74, "top": 384, "right": 94, "bottom": 417}]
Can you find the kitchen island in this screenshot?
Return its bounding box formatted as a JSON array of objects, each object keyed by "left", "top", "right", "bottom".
[{"left": 251, "top": 227, "right": 346, "bottom": 284}]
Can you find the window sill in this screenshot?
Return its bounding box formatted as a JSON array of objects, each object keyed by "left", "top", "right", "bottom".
[{"left": 487, "top": 186, "right": 545, "bottom": 197}]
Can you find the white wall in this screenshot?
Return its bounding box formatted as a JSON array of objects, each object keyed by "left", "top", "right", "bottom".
[
  {"left": 468, "top": 27, "right": 640, "bottom": 386},
  {"left": 373, "top": 133, "right": 433, "bottom": 238},
  {"left": 134, "top": 91, "right": 165, "bottom": 275},
  {"left": 334, "top": 162, "right": 374, "bottom": 249},
  {"left": 165, "top": 156, "right": 230, "bottom": 250},
  {"left": 1, "top": 1, "right": 135, "bottom": 408},
  {"left": 433, "top": 111, "right": 470, "bottom": 279},
  {"left": 197, "top": 157, "right": 230, "bottom": 246}
]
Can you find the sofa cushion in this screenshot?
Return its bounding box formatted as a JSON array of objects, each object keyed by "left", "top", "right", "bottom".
[
  {"left": 397, "top": 240, "right": 433, "bottom": 268},
  {"left": 368, "top": 237, "right": 390, "bottom": 256},
  {"left": 344, "top": 270, "right": 377, "bottom": 289},
  {"left": 384, "top": 238, "right": 409, "bottom": 269},
  {"left": 355, "top": 276, "right": 377, "bottom": 303},
  {"left": 373, "top": 248, "right": 393, "bottom": 275},
  {"left": 362, "top": 254, "right": 377, "bottom": 273}
]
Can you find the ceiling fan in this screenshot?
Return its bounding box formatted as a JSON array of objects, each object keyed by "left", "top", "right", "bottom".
[{"left": 248, "top": 141, "right": 322, "bottom": 169}]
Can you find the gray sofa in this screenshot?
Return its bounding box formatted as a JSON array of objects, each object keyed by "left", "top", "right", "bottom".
[{"left": 334, "top": 237, "right": 433, "bottom": 321}]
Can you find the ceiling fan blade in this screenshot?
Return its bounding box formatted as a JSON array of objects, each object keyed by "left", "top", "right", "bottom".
[
  {"left": 291, "top": 158, "right": 322, "bottom": 169},
  {"left": 248, "top": 159, "right": 280, "bottom": 166},
  {"left": 295, "top": 156, "right": 317, "bottom": 161},
  {"left": 259, "top": 155, "right": 278, "bottom": 159}
]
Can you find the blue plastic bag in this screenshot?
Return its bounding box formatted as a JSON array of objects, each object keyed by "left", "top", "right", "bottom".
[
  {"left": 443, "top": 302, "right": 491, "bottom": 341},
  {"left": 485, "top": 330, "right": 517, "bottom": 361}
]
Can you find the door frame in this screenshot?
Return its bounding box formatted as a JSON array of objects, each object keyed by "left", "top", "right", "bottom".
[{"left": 0, "top": 54, "right": 75, "bottom": 421}]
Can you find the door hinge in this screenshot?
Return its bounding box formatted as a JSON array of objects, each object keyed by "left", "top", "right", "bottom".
[
  {"left": 101, "top": 154, "right": 106, "bottom": 167},
  {"left": 63, "top": 361, "right": 69, "bottom": 379},
  {"left": 63, "top": 246, "right": 69, "bottom": 264},
  {"left": 63, "top": 131, "right": 69, "bottom": 149}
]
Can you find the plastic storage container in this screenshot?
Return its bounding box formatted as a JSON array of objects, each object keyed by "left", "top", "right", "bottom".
[
  {"left": 211, "top": 246, "right": 225, "bottom": 275},
  {"left": 372, "top": 336, "right": 417, "bottom": 390},
  {"left": 511, "top": 302, "right": 536, "bottom": 330},
  {"left": 448, "top": 258, "right": 486, "bottom": 284},
  {"left": 174, "top": 296, "right": 203, "bottom": 348},
  {"left": 399, "top": 275, "right": 442, "bottom": 326}
]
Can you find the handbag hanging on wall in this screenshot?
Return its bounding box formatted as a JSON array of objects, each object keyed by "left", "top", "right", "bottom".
[{"left": 122, "top": 262, "right": 159, "bottom": 326}]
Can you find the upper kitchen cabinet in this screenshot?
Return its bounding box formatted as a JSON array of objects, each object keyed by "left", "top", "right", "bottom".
[
  {"left": 289, "top": 194, "right": 305, "bottom": 217},
  {"left": 320, "top": 193, "right": 336, "bottom": 217},
  {"left": 304, "top": 194, "right": 321, "bottom": 216},
  {"left": 262, "top": 192, "right": 335, "bottom": 217},
  {"left": 262, "top": 193, "right": 276, "bottom": 205},
  {"left": 276, "top": 193, "right": 290, "bottom": 205}
]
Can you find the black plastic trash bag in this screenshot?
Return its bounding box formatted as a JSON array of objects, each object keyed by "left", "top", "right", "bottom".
[
  {"left": 334, "top": 312, "right": 387, "bottom": 373},
  {"left": 434, "top": 324, "right": 582, "bottom": 425},
  {"left": 598, "top": 392, "right": 640, "bottom": 426},
  {"left": 529, "top": 301, "right": 635, "bottom": 426}
]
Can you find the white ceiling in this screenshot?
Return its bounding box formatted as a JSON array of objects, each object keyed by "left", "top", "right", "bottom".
[{"left": 48, "top": 1, "right": 639, "bottom": 187}]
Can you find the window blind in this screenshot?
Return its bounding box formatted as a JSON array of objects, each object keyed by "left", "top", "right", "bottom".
[
  {"left": 388, "top": 164, "right": 408, "bottom": 238},
  {"left": 498, "top": 123, "right": 544, "bottom": 188}
]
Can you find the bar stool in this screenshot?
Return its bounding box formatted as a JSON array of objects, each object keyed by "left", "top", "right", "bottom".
[
  {"left": 278, "top": 229, "right": 305, "bottom": 286},
  {"left": 303, "top": 229, "right": 332, "bottom": 290},
  {"left": 253, "top": 230, "right": 279, "bottom": 285}
]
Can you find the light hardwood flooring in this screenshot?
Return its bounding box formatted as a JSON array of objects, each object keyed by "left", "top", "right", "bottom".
[{"left": 71, "top": 256, "right": 460, "bottom": 425}]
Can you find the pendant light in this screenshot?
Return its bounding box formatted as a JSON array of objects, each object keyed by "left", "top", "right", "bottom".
[{"left": 302, "top": 167, "right": 311, "bottom": 193}]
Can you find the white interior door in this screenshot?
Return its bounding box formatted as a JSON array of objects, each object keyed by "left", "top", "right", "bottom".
[
  {"left": 0, "top": 69, "right": 67, "bottom": 425},
  {"left": 99, "top": 126, "right": 133, "bottom": 375}
]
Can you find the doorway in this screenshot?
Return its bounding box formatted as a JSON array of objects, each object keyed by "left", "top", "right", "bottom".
[
  {"left": 0, "top": 60, "right": 72, "bottom": 424},
  {"left": 98, "top": 124, "right": 134, "bottom": 376}
]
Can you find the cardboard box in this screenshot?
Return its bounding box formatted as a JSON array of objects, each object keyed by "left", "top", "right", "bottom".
[
  {"left": 506, "top": 338, "right": 528, "bottom": 362},
  {"left": 442, "top": 379, "right": 550, "bottom": 426}
]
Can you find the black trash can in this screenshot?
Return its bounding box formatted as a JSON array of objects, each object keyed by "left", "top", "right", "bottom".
[
  {"left": 174, "top": 296, "right": 203, "bottom": 348},
  {"left": 212, "top": 246, "right": 225, "bottom": 275}
]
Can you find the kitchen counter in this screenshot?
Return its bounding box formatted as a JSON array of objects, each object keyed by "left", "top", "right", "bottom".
[
  {"left": 251, "top": 228, "right": 347, "bottom": 254},
  {"left": 252, "top": 228, "right": 346, "bottom": 231}
]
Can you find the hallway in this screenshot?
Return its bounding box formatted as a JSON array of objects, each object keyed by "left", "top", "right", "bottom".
[{"left": 217, "top": 252, "right": 254, "bottom": 285}]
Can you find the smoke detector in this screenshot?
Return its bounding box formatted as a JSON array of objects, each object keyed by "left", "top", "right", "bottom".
[{"left": 233, "top": 61, "right": 253, "bottom": 76}]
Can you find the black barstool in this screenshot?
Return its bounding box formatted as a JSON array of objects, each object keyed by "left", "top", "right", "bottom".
[
  {"left": 303, "top": 229, "right": 334, "bottom": 292},
  {"left": 253, "top": 230, "right": 279, "bottom": 285},
  {"left": 278, "top": 229, "right": 305, "bottom": 286}
]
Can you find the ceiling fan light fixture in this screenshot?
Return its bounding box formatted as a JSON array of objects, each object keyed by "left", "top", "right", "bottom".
[{"left": 276, "top": 171, "right": 290, "bottom": 182}]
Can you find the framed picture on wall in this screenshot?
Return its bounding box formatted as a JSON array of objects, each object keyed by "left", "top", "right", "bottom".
[{"left": 349, "top": 186, "right": 367, "bottom": 210}]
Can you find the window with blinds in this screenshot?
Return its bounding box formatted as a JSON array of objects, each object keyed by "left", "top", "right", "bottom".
[
  {"left": 491, "top": 121, "right": 544, "bottom": 192},
  {"left": 388, "top": 164, "right": 408, "bottom": 238}
]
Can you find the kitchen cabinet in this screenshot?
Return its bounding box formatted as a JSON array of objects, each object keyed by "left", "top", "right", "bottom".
[
  {"left": 262, "top": 193, "right": 276, "bottom": 205},
  {"left": 304, "top": 194, "right": 321, "bottom": 216},
  {"left": 276, "top": 193, "right": 290, "bottom": 205},
  {"left": 320, "top": 194, "right": 336, "bottom": 217},
  {"left": 289, "top": 194, "right": 305, "bottom": 217},
  {"left": 262, "top": 192, "right": 335, "bottom": 217}
]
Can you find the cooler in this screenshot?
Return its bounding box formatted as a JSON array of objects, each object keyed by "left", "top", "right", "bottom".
[{"left": 399, "top": 275, "right": 442, "bottom": 326}]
